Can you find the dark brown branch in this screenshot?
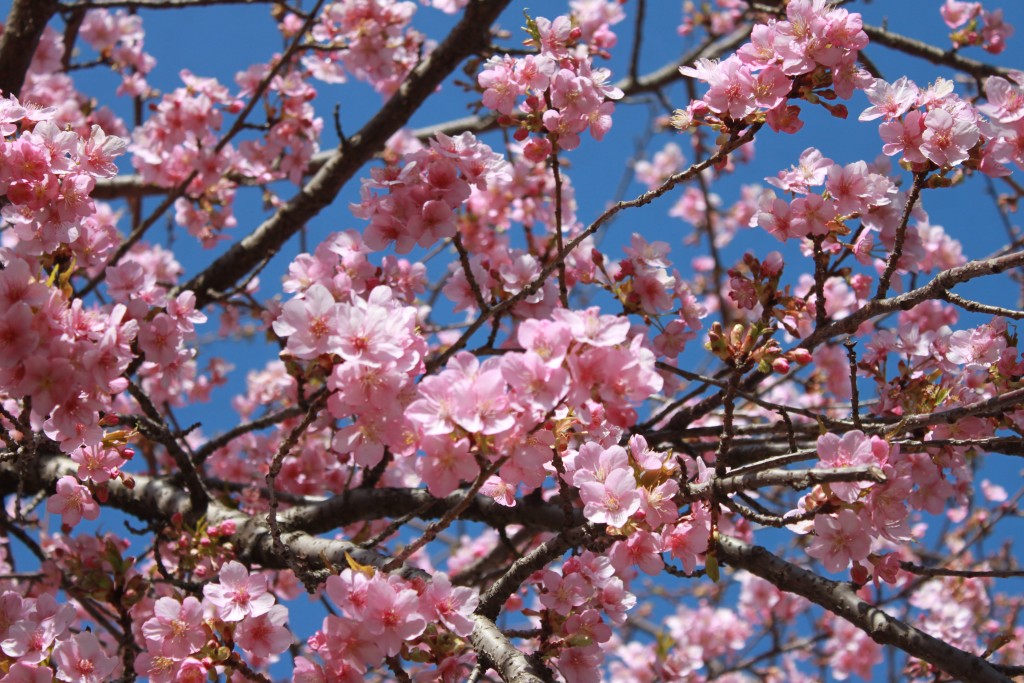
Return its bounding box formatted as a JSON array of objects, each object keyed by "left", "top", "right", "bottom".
[
  {"left": 0, "top": 0, "right": 59, "bottom": 97},
  {"left": 717, "top": 535, "right": 1013, "bottom": 683},
  {"left": 861, "top": 23, "right": 1016, "bottom": 80},
  {"left": 281, "top": 487, "right": 582, "bottom": 536},
  {"left": 900, "top": 562, "right": 1024, "bottom": 579},
  {"left": 179, "top": 0, "right": 513, "bottom": 309},
  {"left": 875, "top": 172, "right": 925, "bottom": 300}
]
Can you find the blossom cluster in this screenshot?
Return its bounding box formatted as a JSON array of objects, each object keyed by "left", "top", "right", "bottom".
[
  {"left": 941, "top": 0, "right": 1014, "bottom": 53},
  {"left": 406, "top": 308, "right": 663, "bottom": 498},
  {"left": 750, "top": 145, "right": 966, "bottom": 302},
  {"left": 300, "top": 568, "right": 478, "bottom": 681},
  {"left": 676, "top": 0, "right": 871, "bottom": 133},
  {"left": 0, "top": 100, "right": 141, "bottom": 449},
  {"left": 78, "top": 8, "right": 156, "bottom": 98},
  {"left": 801, "top": 418, "right": 1003, "bottom": 582},
  {"left": 0, "top": 94, "right": 223, "bottom": 530},
  {"left": 532, "top": 550, "right": 635, "bottom": 681},
  {"left": 133, "top": 561, "right": 292, "bottom": 681},
  {"left": 0, "top": 94, "right": 125, "bottom": 261},
  {"left": 354, "top": 131, "right": 511, "bottom": 253},
  {"left": 0, "top": 592, "right": 118, "bottom": 683},
  {"left": 300, "top": 0, "right": 423, "bottom": 96},
  {"left": 129, "top": 58, "right": 322, "bottom": 246},
  {"left": 477, "top": 9, "right": 625, "bottom": 157},
  {"left": 273, "top": 281, "right": 426, "bottom": 467}
]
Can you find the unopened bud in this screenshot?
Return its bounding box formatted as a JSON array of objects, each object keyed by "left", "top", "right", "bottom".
[{"left": 788, "top": 348, "right": 813, "bottom": 365}]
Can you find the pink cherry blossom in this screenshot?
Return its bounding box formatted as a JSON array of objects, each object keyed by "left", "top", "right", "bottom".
[
  {"left": 580, "top": 467, "right": 641, "bottom": 527},
  {"left": 142, "top": 596, "right": 207, "bottom": 659},
  {"left": 361, "top": 577, "right": 426, "bottom": 657},
  {"left": 806, "top": 509, "right": 872, "bottom": 573},
  {"left": 202, "top": 561, "right": 276, "bottom": 622},
  {"left": 235, "top": 604, "right": 292, "bottom": 657},
  {"left": 46, "top": 475, "right": 100, "bottom": 527},
  {"left": 52, "top": 632, "right": 118, "bottom": 683}
]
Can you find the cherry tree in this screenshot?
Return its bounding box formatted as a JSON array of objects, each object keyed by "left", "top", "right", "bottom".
[{"left": 1, "top": 0, "right": 1024, "bottom": 680}]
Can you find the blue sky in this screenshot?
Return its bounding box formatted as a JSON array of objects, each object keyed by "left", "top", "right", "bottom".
[{"left": 4, "top": 0, "right": 1024, "bottom": 679}]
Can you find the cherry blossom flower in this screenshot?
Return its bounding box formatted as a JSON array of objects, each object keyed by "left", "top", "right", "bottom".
[
  {"left": 52, "top": 632, "right": 118, "bottom": 683},
  {"left": 46, "top": 475, "right": 100, "bottom": 527},
  {"left": 361, "top": 578, "right": 426, "bottom": 657},
  {"left": 272, "top": 283, "right": 342, "bottom": 359},
  {"left": 920, "top": 108, "right": 980, "bottom": 167},
  {"left": 859, "top": 77, "right": 919, "bottom": 121},
  {"left": 420, "top": 574, "right": 478, "bottom": 637},
  {"left": 806, "top": 509, "right": 872, "bottom": 573},
  {"left": 235, "top": 604, "right": 292, "bottom": 657},
  {"left": 202, "top": 561, "right": 276, "bottom": 622},
  {"left": 142, "top": 596, "right": 207, "bottom": 659}
]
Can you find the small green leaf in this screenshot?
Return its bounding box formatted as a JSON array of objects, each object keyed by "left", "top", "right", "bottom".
[{"left": 706, "top": 551, "right": 720, "bottom": 582}]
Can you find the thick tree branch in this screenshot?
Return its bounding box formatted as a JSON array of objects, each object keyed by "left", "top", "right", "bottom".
[
  {"left": 179, "top": 0, "right": 512, "bottom": 309},
  {"left": 861, "top": 23, "right": 1015, "bottom": 80},
  {"left": 0, "top": 0, "right": 59, "bottom": 98},
  {"left": 93, "top": 26, "right": 749, "bottom": 202},
  {"left": 282, "top": 487, "right": 582, "bottom": 536},
  {"left": 717, "top": 535, "right": 1013, "bottom": 683},
  {"left": 468, "top": 615, "right": 547, "bottom": 683}
]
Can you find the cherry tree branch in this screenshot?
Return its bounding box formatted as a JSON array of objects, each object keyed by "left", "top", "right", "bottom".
[
  {"left": 900, "top": 562, "right": 1024, "bottom": 579},
  {"left": 716, "top": 535, "right": 1013, "bottom": 683},
  {"left": 654, "top": 249, "right": 1024, "bottom": 436},
  {"left": 686, "top": 465, "right": 887, "bottom": 498},
  {"left": 806, "top": 249, "right": 1024, "bottom": 348},
  {"left": 281, "top": 486, "right": 580, "bottom": 536},
  {"left": 468, "top": 615, "right": 547, "bottom": 683},
  {"left": 861, "top": 23, "right": 1016, "bottom": 80},
  {"left": 179, "top": 0, "right": 513, "bottom": 309},
  {"left": 0, "top": 0, "right": 59, "bottom": 97},
  {"left": 875, "top": 171, "right": 926, "bottom": 299},
  {"left": 428, "top": 122, "right": 763, "bottom": 372}
]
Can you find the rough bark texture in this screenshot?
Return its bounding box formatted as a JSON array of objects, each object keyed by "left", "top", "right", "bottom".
[
  {"left": 469, "top": 615, "right": 548, "bottom": 683},
  {"left": 717, "top": 535, "right": 1013, "bottom": 683},
  {"left": 0, "top": 0, "right": 59, "bottom": 97}
]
